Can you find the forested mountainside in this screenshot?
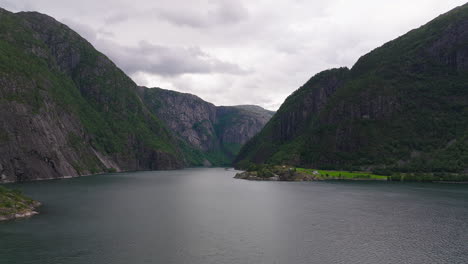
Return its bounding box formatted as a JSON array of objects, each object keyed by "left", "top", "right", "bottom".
[
  {"left": 0, "top": 8, "right": 272, "bottom": 182},
  {"left": 235, "top": 3, "right": 468, "bottom": 174}
]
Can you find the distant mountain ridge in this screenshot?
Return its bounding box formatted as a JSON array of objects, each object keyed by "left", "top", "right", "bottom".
[
  {"left": 139, "top": 87, "right": 274, "bottom": 165},
  {"left": 235, "top": 3, "right": 468, "bottom": 174},
  {"left": 0, "top": 8, "right": 272, "bottom": 182}
]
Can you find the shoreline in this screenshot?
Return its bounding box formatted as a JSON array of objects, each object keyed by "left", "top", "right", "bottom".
[
  {"left": 0, "top": 169, "right": 131, "bottom": 185},
  {"left": 234, "top": 173, "right": 468, "bottom": 183},
  {"left": 235, "top": 167, "right": 468, "bottom": 183},
  {"left": 0, "top": 185, "right": 42, "bottom": 222},
  {"left": 0, "top": 172, "right": 106, "bottom": 185},
  {"left": 0, "top": 201, "right": 41, "bottom": 222},
  {"left": 0, "top": 166, "right": 233, "bottom": 185}
]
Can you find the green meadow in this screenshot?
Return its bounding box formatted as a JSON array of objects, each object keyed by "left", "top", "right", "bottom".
[{"left": 297, "top": 168, "right": 389, "bottom": 180}]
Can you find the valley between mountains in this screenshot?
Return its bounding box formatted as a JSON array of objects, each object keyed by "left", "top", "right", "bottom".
[
  {"left": 1, "top": 3, "right": 468, "bottom": 190},
  {"left": 0, "top": 8, "right": 273, "bottom": 184}
]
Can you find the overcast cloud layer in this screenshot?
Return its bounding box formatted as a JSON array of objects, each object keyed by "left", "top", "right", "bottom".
[{"left": 1, "top": 0, "right": 466, "bottom": 110}]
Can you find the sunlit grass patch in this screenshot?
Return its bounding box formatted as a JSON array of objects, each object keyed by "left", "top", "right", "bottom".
[{"left": 296, "top": 168, "right": 389, "bottom": 180}]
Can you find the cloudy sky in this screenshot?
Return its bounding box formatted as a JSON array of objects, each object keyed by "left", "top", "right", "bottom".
[{"left": 1, "top": 0, "right": 466, "bottom": 110}]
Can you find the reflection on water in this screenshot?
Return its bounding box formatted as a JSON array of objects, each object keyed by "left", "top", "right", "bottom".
[{"left": 1, "top": 168, "right": 467, "bottom": 264}]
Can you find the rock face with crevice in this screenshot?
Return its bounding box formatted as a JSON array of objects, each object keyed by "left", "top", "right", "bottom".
[{"left": 140, "top": 87, "right": 274, "bottom": 165}]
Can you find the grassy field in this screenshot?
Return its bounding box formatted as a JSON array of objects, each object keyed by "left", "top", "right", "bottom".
[{"left": 297, "top": 168, "right": 389, "bottom": 180}]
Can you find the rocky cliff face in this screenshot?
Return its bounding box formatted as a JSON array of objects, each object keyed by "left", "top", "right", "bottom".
[
  {"left": 140, "top": 88, "right": 274, "bottom": 165},
  {"left": 0, "top": 8, "right": 273, "bottom": 182},
  {"left": 236, "top": 4, "right": 468, "bottom": 174},
  {"left": 216, "top": 105, "right": 274, "bottom": 146},
  {"left": 0, "top": 8, "right": 186, "bottom": 182},
  {"left": 140, "top": 88, "right": 218, "bottom": 152},
  {"left": 273, "top": 68, "right": 350, "bottom": 143}
]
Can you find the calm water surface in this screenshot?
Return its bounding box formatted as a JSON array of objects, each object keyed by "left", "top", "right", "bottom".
[{"left": 1, "top": 168, "right": 467, "bottom": 264}]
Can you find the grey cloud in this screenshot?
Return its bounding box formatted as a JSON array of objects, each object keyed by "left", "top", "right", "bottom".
[
  {"left": 104, "top": 13, "right": 129, "bottom": 25},
  {"left": 156, "top": 9, "right": 209, "bottom": 28},
  {"left": 97, "top": 28, "right": 115, "bottom": 38},
  {"left": 113, "top": 41, "right": 249, "bottom": 76},
  {"left": 155, "top": 1, "right": 248, "bottom": 28},
  {"left": 0, "top": 0, "right": 37, "bottom": 12},
  {"left": 63, "top": 20, "right": 248, "bottom": 76},
  {"left": 0, "top": 0, "right": 17, "bottom": 11},
  {"left": 214, "top": 1, "right": 249, "bottom": 24}
]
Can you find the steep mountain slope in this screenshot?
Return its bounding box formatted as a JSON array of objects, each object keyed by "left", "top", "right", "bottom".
[
  {"left": 0, "top": 7, "right": 273, "bottom": 182},
  {"left": 236, "top": 4, "right": 468, "bottom": 174},
  {"left": 0, "top": 8, "right": 187, "bottom": 182},
  {"left": 215, "top": 105, "right": 274, "bottom": 159},
  {"left": 139, "top": 87, "right": 274, "bottom": 165}
]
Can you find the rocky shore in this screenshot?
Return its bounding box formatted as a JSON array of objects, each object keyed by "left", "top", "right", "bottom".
[
  {"left": 0, "top": 186, "right": 41, "bottom": 221},
  {"left": 234, "top": 165, "right": 393, "bottom": 182},
  {"left": 234, "top": 165, "right": 468, "bottom": 182},
  {"left": 234, "top": 166, "right": 318, "bottom": 182}
]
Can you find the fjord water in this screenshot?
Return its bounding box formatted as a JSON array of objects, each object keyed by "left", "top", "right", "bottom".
[{"left": 1, "top": 168, "right": 467, "bottom": 264}]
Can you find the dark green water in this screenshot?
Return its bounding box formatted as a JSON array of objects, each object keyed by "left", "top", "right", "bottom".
[{"left": 1, "top": 168, "right": 467, "bottom": 264}]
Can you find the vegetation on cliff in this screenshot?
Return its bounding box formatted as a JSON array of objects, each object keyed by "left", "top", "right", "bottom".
[
  {"left": 0, "top": 8, "right": 190, "bottom": 182},
  {"left": 235, "top": 4, "right": 468, "bottom": 177},
  {"left": 0, "top": 7, "right": 273, "bottom": 181}
]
